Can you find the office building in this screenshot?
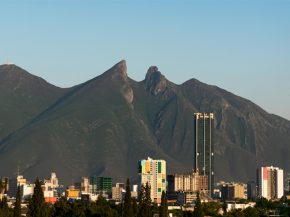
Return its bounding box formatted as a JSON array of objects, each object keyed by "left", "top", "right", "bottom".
[
  {"left": 112, "top": 183, "right": 125, "bottom": 201},
  {"left": 1, "top": 177, "right": 9, "bottom": 194},
  {"left": 43, "top": 172, "right": 59, "bottom": 199},
  {"left": 131, "top": 185, "right": 138, "bottom": 199},
  {"left": 90, "top": 176, "right": 98, "bottom": 194},
  {"left": 220, "top": 182, "right": 246, "bottom": 200},
  {"left": 257, "top": 166, "right": 284, "bottom": 200},
  {"left": 247, "top": 181, "right": 257, "bottom": 199},
  {"left": 194, "top": 112, "right": 214, "bottom": 196},
  {"left": 89, "top": 176, "right": 112, "bottom": 194},
  {"left": 81, "top": 177, "right": 90, "bottom": 194},
  {"left": 21, "top": 184, "right": 35, "bottom": 200},
  {"left": 65, "top": 186, "right": 80, "bottom": 200},
  {"left": 171, "top": 171, "right": 208, "bottom": 193},
  {"left": 8, "top": 175, "right": 28, "bottom": 197},
  {"left": 97, "top": 177, "right": 112, "bottom": 194},
  {"left": 138, "top": 157, "right": 166, "bottom": 203}
]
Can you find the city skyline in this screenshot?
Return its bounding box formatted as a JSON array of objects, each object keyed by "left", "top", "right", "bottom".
[{"left": 0, "top": 0, "right": 289, "bottom": 120}]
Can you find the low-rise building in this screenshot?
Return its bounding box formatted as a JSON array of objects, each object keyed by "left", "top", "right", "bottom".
[
  {"left": 65, "top": 186, "right": 81, "bottom": 200},
  {"left": 112, "top": 183, "right": 125, "bottom": 201},
  {"left": 42, "top": 172, "right": 60, "bottom": 203},
  {"left": 221, "top": 182, "right": 246, "bottom": 200}
]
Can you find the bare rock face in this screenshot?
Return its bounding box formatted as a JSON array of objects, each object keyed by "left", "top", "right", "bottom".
[
  {"left": 145, "top": 66, "right": 167, "bottom": 96},
  {"left": 104, "top": 60, "right": 134, "bottom": 104},
  {"left": 108, "top": 60, "right": 128, "bottom": 81},
  {"left": 122, "top": 84, "right": 134, "bottom": 104}
]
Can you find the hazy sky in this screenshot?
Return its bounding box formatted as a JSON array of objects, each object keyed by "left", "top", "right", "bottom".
[{"left": 0, "top": 0, "right": 289, "bottom": 120}]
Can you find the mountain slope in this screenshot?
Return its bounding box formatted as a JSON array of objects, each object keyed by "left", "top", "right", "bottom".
[
  {"left": 0, "top": 61, "right": 289, "bottom": 184},
  {"left": 0, "top": 64, "right": 68, "bottom": 140}
]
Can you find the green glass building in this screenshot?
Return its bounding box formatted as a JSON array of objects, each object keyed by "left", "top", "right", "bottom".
[
  {"left": 90, "top": 176, "right": 112, "bottom": 194},
  {"left": 97, "top": 176, "right": 112, "bottom": 193}
]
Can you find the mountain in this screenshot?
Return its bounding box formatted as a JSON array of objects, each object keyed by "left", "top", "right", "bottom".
[
  {"left": 0, "top": 61, "right": 289, "bottom": 184},
  {"left": 0, "top": 64, "right": 68, "bottom": 140}
]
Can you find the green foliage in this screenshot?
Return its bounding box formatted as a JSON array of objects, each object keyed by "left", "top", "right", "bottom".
[
  {"left": 226, "top": 209, "right": 245, "bottom": 217},
  {"left": 202, "top": 201, "right": 221, "bottom": 216},
  {"left": 27, "top": 178, "right": 48, "bottom": 217},
  {"left": 51, "top": 196, "right": 118, "bottom": 217},
  {"left": 243, "top": 207, "right": 259, "bottom": 217},
  {"left": 13, "top": 186, "right": 21, "bottom": 217},
  {"left": 123, "top": 178, "right": 133, "bottom": 217},
  {"left": 52, "top": 197, "right": 71, "bottom": 217},
  {"left": 159, "top": 191, "right": 168, "bottom": 217},
  {"left": 193, "top": 192, "right": 204, "bottom": 217}
]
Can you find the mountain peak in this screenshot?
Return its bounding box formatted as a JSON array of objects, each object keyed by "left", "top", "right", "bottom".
[
  {"left": 104, "top": 60, "right": 127, "bottom": 80},
  {"left": 145, "top": 66, "right": 167, "bottom": 95}
]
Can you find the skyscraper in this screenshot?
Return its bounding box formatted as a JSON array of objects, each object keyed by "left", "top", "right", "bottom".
[
  {"left": 194, "top": 112, "right": 214, "bottom": 196},
  {"left": 138, "top": 157, "right": 166, "bottom": 203},
  {"left": 257, "top": 166, "right": 284, "bottom": 200}
]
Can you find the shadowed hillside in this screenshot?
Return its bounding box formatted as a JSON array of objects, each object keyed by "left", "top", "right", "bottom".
[{"left": 0, "top": 61, "right": 289, "bottom": 184}]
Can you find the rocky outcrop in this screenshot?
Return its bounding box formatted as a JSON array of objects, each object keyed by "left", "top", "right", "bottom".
[{"left": 145, "top": 66, "right": 168, "bottom": 96}]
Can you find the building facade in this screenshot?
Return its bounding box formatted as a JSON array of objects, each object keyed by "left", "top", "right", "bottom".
[
  {"left": 257, "top": 166, "right": 284, "bottom": 200},
  {"left": 138, "top": 157, "right": 166, "bottom": 203},
  {"left": 173, "top": 172, "right": 208, "bottom": 193},
  {"left": 43, "top": 172, "right": 59, "bottom": 199},
  {"left": 221, "top": 182, "right": 246, "bottom": 200},
  {"left": 97, "top": 177, "right": 112, "bottom": 194},
  {"left": 112, "top": 183, "right": 125, "bottom": 201},
  {"left": 247, "top": 181, "right": 257, "bottom": 200},
  {"left": 81, "top": 177, "right": 90, "bottom": 194},
  {"left": 194, "top": 112, "right": 214, "bottom": 196}
]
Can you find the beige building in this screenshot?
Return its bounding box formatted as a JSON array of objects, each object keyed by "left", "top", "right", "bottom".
[
  {"left": 221, "top": 182, "right": 246, "bottom": 200},
  {"left": 112, "top": 183, "right": 125, "bottom": 201},
  {"left": 81, "top": 177, "right": 90, "bottom": 194},
  {"left": 174, "top": 172, "right": 208, "bottom": 194}
]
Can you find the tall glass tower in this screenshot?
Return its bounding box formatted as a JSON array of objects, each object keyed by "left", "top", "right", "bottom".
[{"left": 194, "top": 112, "right": 214, "bottom": 196}]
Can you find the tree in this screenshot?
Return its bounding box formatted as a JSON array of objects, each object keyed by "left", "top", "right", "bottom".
[
  {"left": 159, "top": 191, "right": 168, "bottom": 217},
  {"left": 193, "top": 192, "right": 204, "bottom": 217},
  {"left": 0, "top": 181, "right": 3, "bottom": 194},
  {"left": 132, "top": 198, "right": 138, "bottom": 217},
  {"left": 144, "top": 182, "right": 152, "bottom": 217},
  {"left": 123, "top": 178, "right": 134, "bottom": 217},
  {"left": 51, "top": 197, "right": 71, "bottom": 217},
  {"left": 138, "top": 183, "right": 152, "bottom": 217},
  {"left": 222, "top": 199, "right": 227, "bottom": 215},
  {"left": 243, "top": 207, "right": 259, "bottom": 217},
  {"left": 202, "top": 201, "right": 221, "bottom": 216},
  {"left": 27, "top": 178, "right": 48, "bottom": 217},
  {"left": 138, "top": 184, "right": 145, "bottom": 217},
  {"left": 13, "top": 186, "right": 21, "bottom": 217},
  {"left": 0, "top": 196, "right": 10, "bottom": 217}
]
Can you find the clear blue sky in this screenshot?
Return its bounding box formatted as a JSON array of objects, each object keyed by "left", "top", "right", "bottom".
[{"left": 0, "top": 0, "right": 290, "bottom": 120}]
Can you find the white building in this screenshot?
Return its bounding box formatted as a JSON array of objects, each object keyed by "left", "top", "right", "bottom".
[
  {"left": 257, "top": 166, "right": 284, "bottom": 200},
  {"left": 138, "top": 157, "right": 166, "bottom": 203},
  {"left": 21, "top": 184, "right": 34, "bottom": 200},
  {"left": 43, "top": 172, "right": 59, "bottom": 198}
]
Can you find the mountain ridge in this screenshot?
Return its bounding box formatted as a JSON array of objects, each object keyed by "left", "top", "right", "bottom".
[{"left": 0, "top": 61, "right": 289, "bottom": 184}]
